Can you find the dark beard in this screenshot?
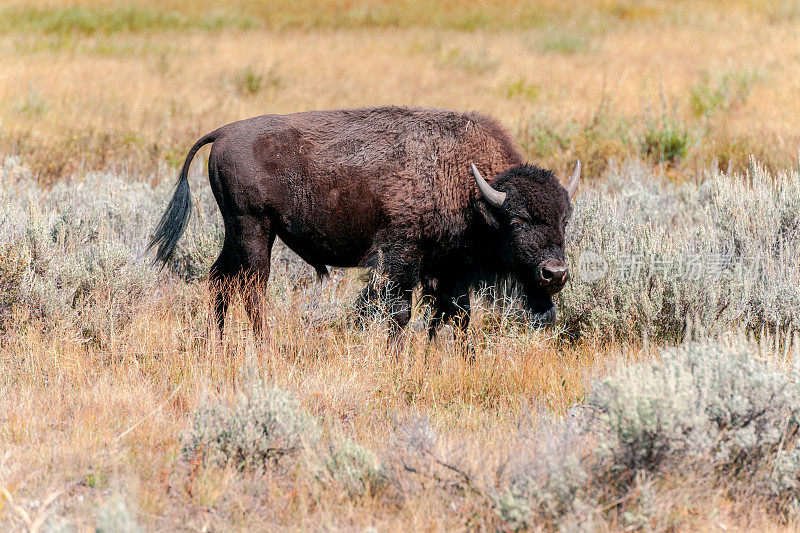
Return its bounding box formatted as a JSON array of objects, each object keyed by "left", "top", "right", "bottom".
[{"left": 525, "top": 291, "right": 557, "bottom": 328}]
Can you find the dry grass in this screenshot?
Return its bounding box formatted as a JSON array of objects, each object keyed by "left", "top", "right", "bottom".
[
  {"left": 3, "top": 1, "right": 800, "bottom": 530},
  {"left": 1, "top": 292, "right": 793, "bottom": 530},
  {"left": 1, "top": 0, "right": 800, "bottom": 182},
  {"left": 0, "top": 280, "right": 623, "bottom": 530}
]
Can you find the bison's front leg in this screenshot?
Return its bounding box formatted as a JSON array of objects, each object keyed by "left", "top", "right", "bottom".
[
  {"left": 428, "top": 286, "right": 474, "bottom": 361},
  {"left": 356, "top": 240, "right": 421, "bottom": 356},
  {"left": 428, "top": 292, "right": 470, "bottom": 339},
  {"left": 355, "top": 276, "right": 413, "bottom": 331},
  {"left": 354, "top": 277, "right": 413, "bottom": 361}
]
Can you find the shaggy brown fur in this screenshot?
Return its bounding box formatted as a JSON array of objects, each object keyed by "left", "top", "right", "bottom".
[{"left": 149, "top": 106, "right": 575, "bottom": 338}]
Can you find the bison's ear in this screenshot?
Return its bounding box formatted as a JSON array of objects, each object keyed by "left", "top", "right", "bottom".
[{"left": 474, "top": 199, "right": 501, "bottom": 229}]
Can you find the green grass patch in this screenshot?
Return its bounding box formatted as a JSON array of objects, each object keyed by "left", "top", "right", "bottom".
[
  {"left": 435, "top": 44, "right": 499, "bottom": 74},
  {"left": 0, "top": 5, "right": 255, "bottom": 35},
  {"left": 542, "top": 32, "right": 589, "bottom": 54},
  {"left": 503, "top": 77, "right": 541, "bottom": 101},
  {"left": 641, "top": 116, "right": 690, "bottom": 164},
  {"left": 15, "top": 84, "right": 49, "bottom": 117},
  {"left": 0, "top": 1, "right": 786, "bottom": 35},
  {"left": 515, "top": 103, "right": 632, "bottom": 178},
  {"left": 234, "top": 64, "right": 283, "bottom": 96},
  {"left": 0, "top": 1, "right": 583, "bottom": 35},
  {"left": 689, "top": 70, "right": 759, "bottom": 118}
]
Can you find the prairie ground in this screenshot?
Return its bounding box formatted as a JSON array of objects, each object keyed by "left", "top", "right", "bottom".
[{"left": 2, "top": 1, "right": 800, "bottom": 531}]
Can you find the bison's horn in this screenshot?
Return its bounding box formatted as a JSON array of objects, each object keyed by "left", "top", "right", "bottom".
[
  {"left": 565, "top": 160, "right": 581, "bottom": 199},
  {"left": 471, "top": 163, "right": 506, "bottom": 208}
]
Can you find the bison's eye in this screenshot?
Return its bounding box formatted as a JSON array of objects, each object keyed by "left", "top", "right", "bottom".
[{"left": 510, "top": 217, "right": 528, "bottom": 230}]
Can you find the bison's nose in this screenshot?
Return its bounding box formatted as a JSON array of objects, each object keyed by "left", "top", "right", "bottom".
[{"left": 538, "top": 259, "right": 569, "bottom": 287}]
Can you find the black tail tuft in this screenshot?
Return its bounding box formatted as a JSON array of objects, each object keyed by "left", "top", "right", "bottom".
[
  {"left": 148, "top": 131, "right": 217, "bottom": 266},
  {"left": 148, "top": 172, "right": 192, "bottom": 265}
]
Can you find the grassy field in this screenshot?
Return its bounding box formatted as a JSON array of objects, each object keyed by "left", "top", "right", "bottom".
[
  {"left": 2, "top": 1, "right": 800, "bottom": 531},
  {"left": 2, "top": 0, "right": 800, "bottom": 183}
]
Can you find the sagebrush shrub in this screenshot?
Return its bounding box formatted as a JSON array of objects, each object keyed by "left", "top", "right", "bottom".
[
  {"left": 561, "top": 160, "right": 800, "bottom": 342},
  {"left": 3, "top": 154, "right": 800, "bottom": 346},
  {"left": 0, "top": 241, "right": 28, "bottom": 329},
  {"left": 94, "top": 495, "right": 142, "bottom": 533},
  {"left": 494, "top": 414, "right": 595, "bottom": 530},
  {"left": 588, "top": 342, "right": 800, "bottom": 486},
  {"left": 0, "top": 157, "right": 227, "bottom": 341},
  {"left": 182, "top": 382, "right": 319, "bottom": 469},
  {"left": 488, "top": 341, "right": 800, "bottom": 529},
  {"left": 318, "top": 437, "right": 386, "bottom": 496},
  {"left": 183, "top": 381, "right": 387, "bottom": 498}
]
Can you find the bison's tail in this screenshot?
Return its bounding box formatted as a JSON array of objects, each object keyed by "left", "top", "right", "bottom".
[{"left": 148, "top": 130, "right": 218, "bottom": 266}]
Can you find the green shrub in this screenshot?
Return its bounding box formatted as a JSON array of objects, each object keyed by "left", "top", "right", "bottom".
[
  {"left": 234, "top": 64, "right": 283, "bottom": 96},
  {"left": 689, "top": 70, "right": 758, "bottom": 118},
  {"left": 0, "top": 5, "right": 253, "bottom": 35},
  {"left": 237, "top": 67, "right": 263, "bottom": 95},
  {"left": 542, "top": 31, "right": 588, "bottom": 54},
  {"left": 515, "top": 107, "right": 630, "bottom": 178},
  {"left": 502, "top": 77, "right": 540, "bottom": 101},
  {"left": 435, "top": 44, "right": 499, "bottom": 74},
  {"left": 641, "top": 116, "right": 689, "bottom": 163},
  {"left": 515, "top": 114, "right": 573, "bottom": 161}
]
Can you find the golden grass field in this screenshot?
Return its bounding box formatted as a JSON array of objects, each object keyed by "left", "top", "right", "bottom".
[
  {"left": 3, "top": 0, "right": 800, "bottom": 182},
  {"left": 2, "top": 1, "right": 800, "bottom": 531}
]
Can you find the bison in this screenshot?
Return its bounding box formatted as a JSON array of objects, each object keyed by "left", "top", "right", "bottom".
[{"left": 148, "top": 106, "right": 579, "bottom": 341}]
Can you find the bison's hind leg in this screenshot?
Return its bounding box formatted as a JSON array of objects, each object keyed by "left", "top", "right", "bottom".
[
  {"left": 213, "top": 215, "right": 276, "bottom": 339},
  {"left": 353, "top": 240, "right": 422, "bottom": 360},
  {"left": 209, "top": 240, "right": 238, "bottom": 338},
  {"left": 237, "top": 221, "right": 276, "bottom": 337}
]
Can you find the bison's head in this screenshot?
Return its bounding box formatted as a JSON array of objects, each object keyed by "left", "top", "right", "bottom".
[{"left": 472, "top": 161, "right": 580, "bottom": 327}]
